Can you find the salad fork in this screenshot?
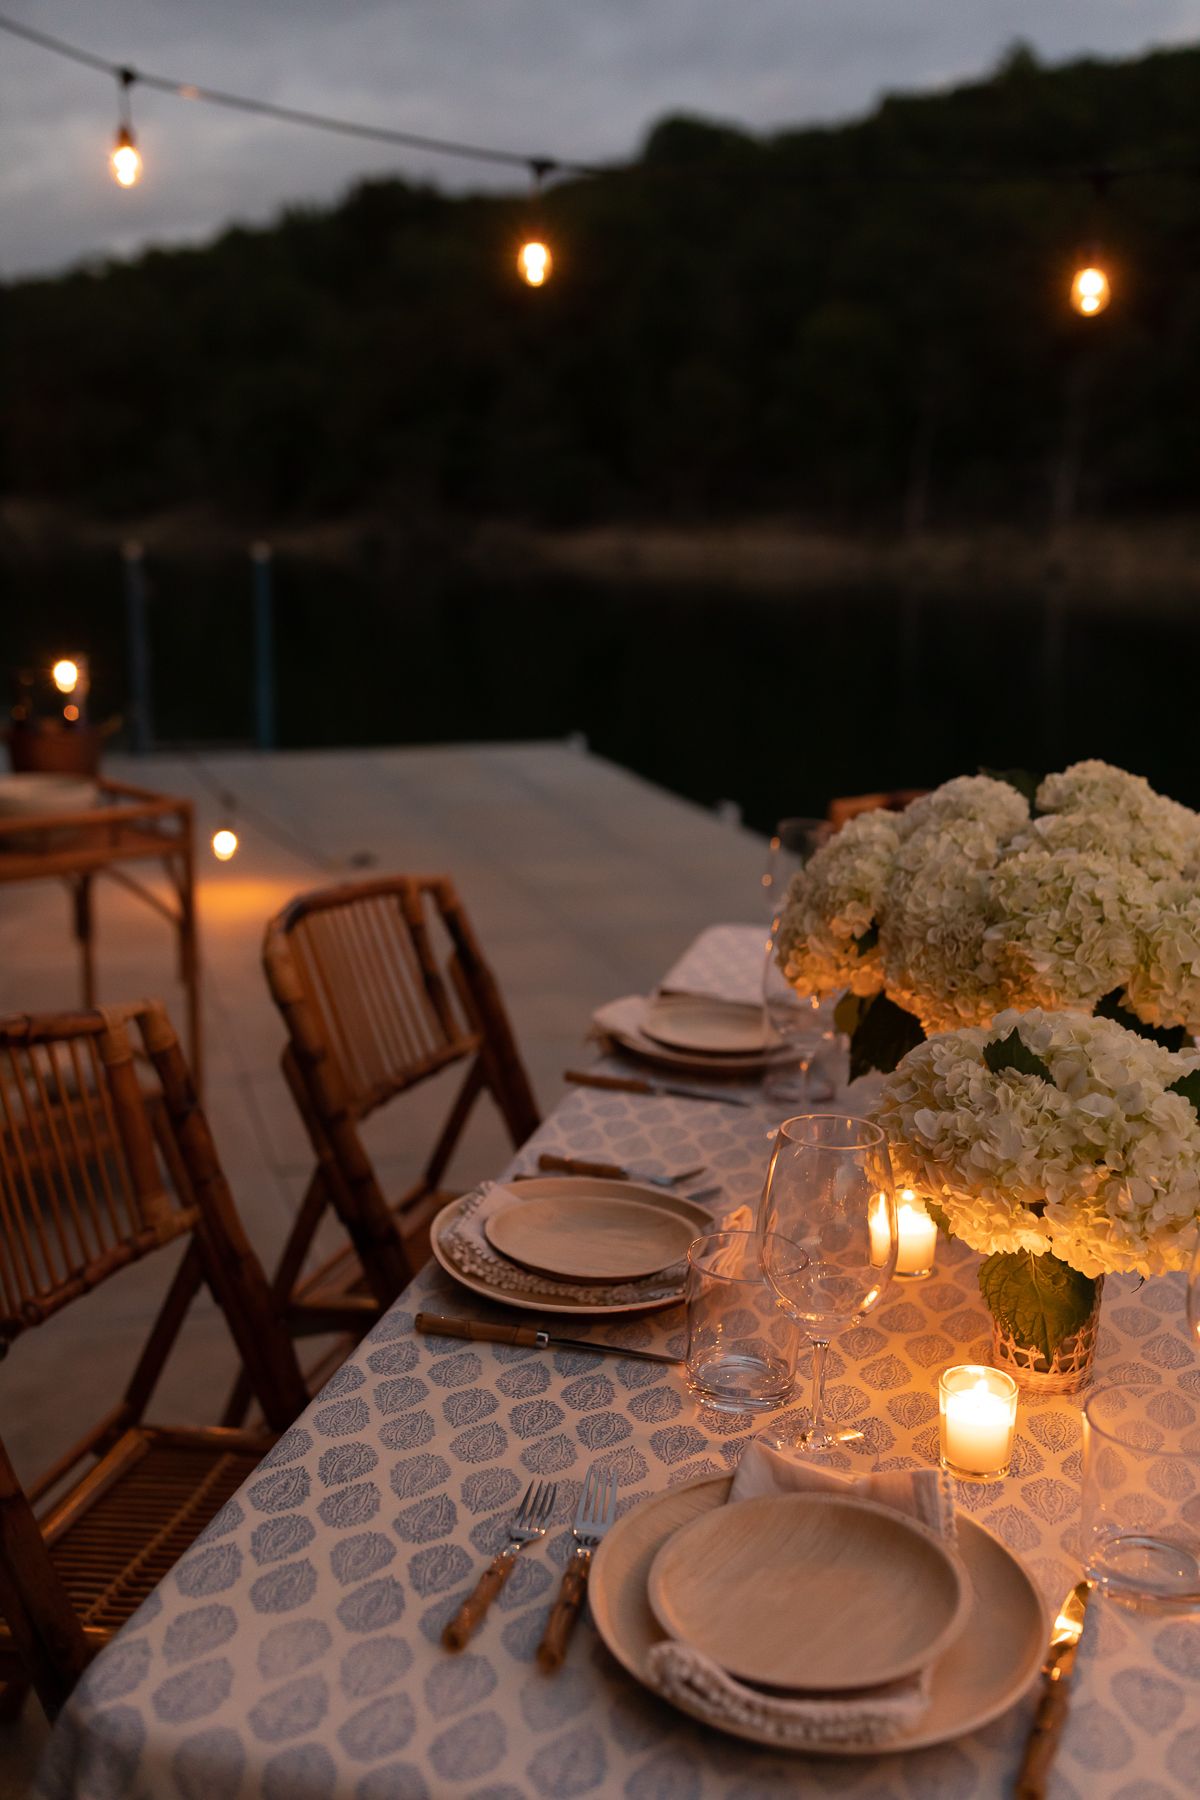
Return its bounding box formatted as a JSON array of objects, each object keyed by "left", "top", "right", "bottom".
[
  {"left": 536, "top": 1464, "right": 619, "bottom": 1672},
  {"left": 442, "top": 1478, "right": 557, "bottom": 1651}
]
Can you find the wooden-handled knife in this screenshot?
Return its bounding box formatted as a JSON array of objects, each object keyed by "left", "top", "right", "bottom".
[{"left": 1014, "top": 1579, "right": 1090, "bottom": 1799}]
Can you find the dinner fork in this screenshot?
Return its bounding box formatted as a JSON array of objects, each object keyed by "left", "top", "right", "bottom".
[
  {"left": 536, "top": 1464, "right": 619, "bottom": 1672},
  {"left": 442, "top": 1478, "right": 557, "bottom": 1651}
]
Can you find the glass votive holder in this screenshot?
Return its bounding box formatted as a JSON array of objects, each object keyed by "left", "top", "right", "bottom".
[
  {"left": 871, "top": 1187, "right": 937, "bottom": 1280},
  {"left": 1082, "top": 1381, "right": 1200, "bottom": 1612},
  {"left": 938, "top": 1364, "right": 1018, "bottom": 1482},
  {"left": 686, "top": 1230, "right": 799, "bottom": 1413}
]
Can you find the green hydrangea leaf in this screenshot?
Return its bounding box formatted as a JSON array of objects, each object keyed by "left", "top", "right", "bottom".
[
  {"left": 983, "top": 1029, "right": 1052, "bottom": 1083},
  {"left": 1167, "top": 1068, "right": 1200, "bottom": 1119},
  {"left": 923, "top": 1197, "right": 952, "bottom": 1238},
  {"left": 1094, "top": 989, "right": 1189, "bottom": 1053},
  {"left": 834, "top": 991, "right": 865, "bottom": 1038},
  {"left": 979, "top": 765, "right": 1041, "bottom": 808},
  {"left": 853, "top": 922, "right": 879, "bottom": 954},
  {"left": 978, "top": 1249, "right": 1097, "bottom": 1362},
  {"left": 847, "top": 993, "right": 925, "bottom": 1080}
]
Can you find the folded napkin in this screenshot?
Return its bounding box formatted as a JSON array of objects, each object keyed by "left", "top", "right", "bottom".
[
  {"left": 645, "top": 1444, "right": 958, "bottom": 1750},
  {"left": 658, "top": 925, "right": 767, "bottom": 1008},
  {"left": 440, "top": 1182, "right": 718, "bottom": 1306}
]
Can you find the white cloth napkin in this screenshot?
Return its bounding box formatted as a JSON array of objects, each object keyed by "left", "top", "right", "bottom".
[
  {"left": 440, "top": 1182, "right": 721, "bottom": 1306},
  {"left": 645, "top": 1444, "right": 958, "bottom": 1749}
]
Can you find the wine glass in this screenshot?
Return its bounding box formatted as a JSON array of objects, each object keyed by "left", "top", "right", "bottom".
[
  {"left": 1188, "top": 1228, "right": 1200, "bottom": 1351},
  {"left": 761, "top": 816, "right": 830, "bottom": 919},
  {"left": 757, "top": 1114, "right": 897, "bottom": 1457},
  {"left": 762, "top": 918, "right": 830, "bottom": 1108}
]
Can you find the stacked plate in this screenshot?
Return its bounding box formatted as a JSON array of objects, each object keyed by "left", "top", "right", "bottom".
[
  {"left": 593, "top": 992, "right": 795, "bottom": 1075},
  {"left": 590, "top": 1477, "right": 1047, "bottom": 1753},
  {"left": 430, "top": 1176, "right": 710, "bottom": 1316}
]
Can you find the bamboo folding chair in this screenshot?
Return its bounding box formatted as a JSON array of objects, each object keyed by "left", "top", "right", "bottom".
[
  {"left": 231, "top": 875, "right": 539, "bottom": 1411},
  {"left": 0, "top": 1003, "right": 308, "bottom": 1719}
]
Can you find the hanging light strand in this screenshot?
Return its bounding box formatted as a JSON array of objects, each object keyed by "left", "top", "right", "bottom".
[{"left": 110, "top": 67, "right": 142, "bottom": 186}]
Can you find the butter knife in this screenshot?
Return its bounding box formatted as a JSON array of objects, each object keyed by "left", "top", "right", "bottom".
[
  {"left": 1014, "top": 1579, "right": 1090, "bottom": 1800},
  {"left": 563, "top": 1068, "right": 751, "bottom": 1108}
]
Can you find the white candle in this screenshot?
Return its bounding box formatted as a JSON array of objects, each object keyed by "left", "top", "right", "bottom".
[
  {"left": 939, "top": 1365, "right": 1018, "bottom": 1480},
  {"left": 870, "top": 1189, "right": 937, "bottom": 1277}
]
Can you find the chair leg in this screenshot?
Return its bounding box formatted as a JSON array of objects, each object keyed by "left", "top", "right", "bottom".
[
  {"left": 0, "top": 1679, "right": 29, "bottom": 1721},
  {"left": 222, "top": 1168, "right": 330, "bottom": 1426}
]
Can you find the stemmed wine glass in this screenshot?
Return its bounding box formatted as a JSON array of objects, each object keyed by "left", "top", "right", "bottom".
[
  {"left": 761, "top": 816, "right": 830, "bottom": 919},
  {"left": 762, "top": 917, "right": 831, "bottom": 1107},
  {"left": 757, "top": 1114, "right": 897, "bottom": 1457}
]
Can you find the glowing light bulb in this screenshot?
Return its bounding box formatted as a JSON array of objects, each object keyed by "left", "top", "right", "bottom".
[
  {"left": 211, "top": 828, "right": 238, "bottom": 862},
  {"left": 518, "top": 241, "right": 552, "bottom": 287},
  {"left": 110, "top": 127, "right": 142, "bottom": 189},
  {"left": 52, "top": 659, "right": 79, "bottom": 694},
  {"left": 1070, "top": 264, "right": 1110, "bottom": 317}
]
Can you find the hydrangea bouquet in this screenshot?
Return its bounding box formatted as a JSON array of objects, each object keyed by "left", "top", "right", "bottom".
[
  {"left": 775, "top": 760, "right": 1200, "bottom": 1079},
  {"left": 873, "top": 1008, "right": 1200, "bottom": 1385}
]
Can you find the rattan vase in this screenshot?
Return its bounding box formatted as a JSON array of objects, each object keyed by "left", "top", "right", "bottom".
[{"left": 990, "top": 1275, "right": 1104, "bottom": 1396}]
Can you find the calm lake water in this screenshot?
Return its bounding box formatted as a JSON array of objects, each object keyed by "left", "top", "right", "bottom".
[{"left": 5, "top": 546, "right": 1198, "bottom": 830}]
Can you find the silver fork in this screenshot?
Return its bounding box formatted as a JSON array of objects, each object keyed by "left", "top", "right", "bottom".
[
  {"left": 536, "top": 1464, "right": 619, "bottom": 1672},
  {"left": 442, "top": 1478, "right": 557, "bottom": 1652}
]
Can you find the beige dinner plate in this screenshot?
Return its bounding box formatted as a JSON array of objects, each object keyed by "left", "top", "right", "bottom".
[
  {"left": 647, "top": 1492, "right": 969, "bottom": 1691},
  {"left": 429, "top": 1177, "right": 708, "bottom": 1317},
  {"left": 642, "top": 994, "right": 769, "bottom": 1056},
  {"left": 590, "top": 1475, "right": 1048, "bottom": 1756},
  {"left": 485, "top": 1192, "right": 695, "bottom": 1282},
  {"left": 594, "top": 997, "right": 794, "bottom": 1074}
]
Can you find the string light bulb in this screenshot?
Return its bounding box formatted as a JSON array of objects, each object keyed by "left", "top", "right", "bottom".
[
  {"left": 517, "top": 240, "right": 552, "bottom": 287},
  {"left": 52, "top": 659, "right": 79, "bottom": 694},
  {"left": 1071, "top": 264, "right": 1110, "bottom": 317},
  {"left": 110, "top": 68, "right": 142, "bottom": 188},
  {"left": 211, "top": 827, "right": 238, "bottom": 862}
]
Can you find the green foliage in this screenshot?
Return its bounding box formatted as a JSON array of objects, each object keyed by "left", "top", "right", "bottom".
[
  {"left": 833, "top": 992, "right": 865, "bottom": 1038},
  {"left": 1167, "top": 1069, "right": 1200, "bottom": 1118},
  {"left": 980, "top": 766, "right": 1042, "bottom": 806},
  {"left": 978, "top": 1249, "right": 1098, "bottom": 1361},
  {"left": 983, "top": 1029, "right": 1052, "bottom": 1081},
  {"left": 846, "top": 993, "right": 925, "bottom": 1080},
  {"left": 1094, "top": 990, "right": 1190, "bottom": 1052},
  {"left": 2, "top": 45, "right": 1200, "bottom": 522},
  {"left": 853, "top": 922, "right": 880, "bottom": 953}
]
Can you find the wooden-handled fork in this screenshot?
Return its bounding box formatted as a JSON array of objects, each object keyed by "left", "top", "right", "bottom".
[
  {"left": 442, "top": 1479, "right": 556, "bottom": 1651},
  {"left": 537, "top": 1464, "right": 619, "bottom": 1673}
]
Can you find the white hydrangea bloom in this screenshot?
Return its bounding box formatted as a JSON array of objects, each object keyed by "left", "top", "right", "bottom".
[
  {"left": 1035, "top": 759, "right": 1200, "bottom": 876},
  {"left": 896, "top": 774, "right": 1030, "bottom": 844},
  {"left": 880, "top": 819, "right": 1005, "bottom": 1032},
  {"left": 1126, "top": 880, "right": 1200, "bottom": 1035},
  {"left": 774, "top": 809, "right": 899, "bottom": 999},
  {"left": 984, "top": 848, "right": 1147, "bottom": 1012},
  {"left": 874, "top": 1008, "right": 1200, "bottom": 1278}
]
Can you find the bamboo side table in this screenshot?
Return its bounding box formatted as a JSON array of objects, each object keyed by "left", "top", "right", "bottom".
[{"left": 0, "top": 777, "right": 201, "bottom": 1086}]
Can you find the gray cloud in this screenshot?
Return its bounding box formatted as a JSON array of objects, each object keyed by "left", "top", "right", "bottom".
[{"left": 2, "top": 0, "right": 1198, "bottom": 277}]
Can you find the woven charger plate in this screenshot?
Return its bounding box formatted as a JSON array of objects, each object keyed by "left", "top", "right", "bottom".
[
  {"left": 590, "top": 1475, "right": 1047, "bottom": 1755},
  {"left": 429, "top": 1177, "right": 707, "bottom": 1317},
  {"left": 647, "top": 1491, "right": 968, "bottom": 1691}
]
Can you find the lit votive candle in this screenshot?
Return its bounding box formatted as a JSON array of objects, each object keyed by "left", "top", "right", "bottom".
[
  {"left": 939, "top": 1364, "right": 1018, "bottom": 1482},
  {"left": 870, "top": 1189, "right": 937, "bottom": 1278}
]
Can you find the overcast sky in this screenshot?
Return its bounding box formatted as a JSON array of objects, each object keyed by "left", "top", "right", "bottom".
[{"left": 2, "top": 1, "right": 1199, "bottom": 279}]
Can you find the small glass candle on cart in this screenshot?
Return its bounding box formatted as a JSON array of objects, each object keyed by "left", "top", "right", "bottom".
[
  {"left": 939, "top": 1364, "right": 1018, "bottom": 1482},
  {"left": 870, "top": 1187, "right": 937, "bottom": 1279}
]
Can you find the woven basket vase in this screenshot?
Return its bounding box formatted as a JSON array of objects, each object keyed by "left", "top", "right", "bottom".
[{"left": 990, "top": 1275, "right": 1104, "bottom": 1396}]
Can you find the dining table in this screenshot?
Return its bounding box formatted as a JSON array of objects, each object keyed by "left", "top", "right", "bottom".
[{"left": 35, "top": 925, "right": 1200, "bottom": 1799}]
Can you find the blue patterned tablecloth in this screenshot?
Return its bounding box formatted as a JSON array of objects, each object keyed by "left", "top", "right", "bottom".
[{"left": 37, "top": 927, "right": 1200, "bottom": 1799}]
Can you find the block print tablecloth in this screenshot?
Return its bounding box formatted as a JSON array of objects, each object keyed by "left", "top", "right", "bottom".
[{"left": 37, "top": 926, "right": 1200, "bottom": 1800}]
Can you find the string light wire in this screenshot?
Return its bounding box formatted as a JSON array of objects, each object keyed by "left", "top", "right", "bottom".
[{"left": 2, "top": 11, "right": 1199, "bottom": 195}]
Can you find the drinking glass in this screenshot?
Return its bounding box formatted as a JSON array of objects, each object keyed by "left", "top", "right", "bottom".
[
  {"left": 757, "top": 1114, "right": 896, "bottom": 1456},
  {"left": 762, "top": 918, "right": 834, "bottom": 1108},
  {"left": 761, "top": 816, "right": 830, "bottom": 918},
  {"left": 1188, "top": 1230, "right": 1200, "bottom": 1351},
  {"left": 685, "top": 1230, "right": 800, "bottom": 1412},
  {"left": 1082, "top": 1381, "right": 1200, "bottom": 1612}
]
